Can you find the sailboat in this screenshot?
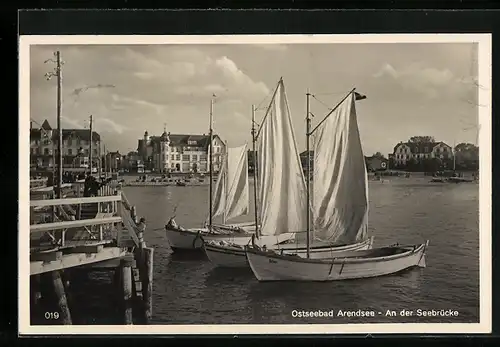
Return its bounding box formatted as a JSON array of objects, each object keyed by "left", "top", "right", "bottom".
[
  {"left": 165, "top": 98, "right": 291, "bottom": 251},
  {"left": 245, "top": 88, "right": 429, "bottom": 281},
  {"left": 204, "top": 79, "right": 373, "bottom": 268}
]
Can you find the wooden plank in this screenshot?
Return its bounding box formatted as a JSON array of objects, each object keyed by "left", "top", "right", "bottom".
[
  {"left": 65, "top": 244, "right": 104, "bottom": 254},
  {"left": 30, "top": 216, "right": 122, "bottom": 233},
  {"left": 30, "top": 251, "right": 63, "bottom": 262},
  {"left": 30, "top": 194, "right": 122, "bottom": 208},
  {"left": 30, "top": 247, "right": 128, "bottom": 275}
]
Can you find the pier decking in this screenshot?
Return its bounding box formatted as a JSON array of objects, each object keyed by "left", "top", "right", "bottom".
[{"left": 29, "top": 180, "right": 154, "bottom": 325}]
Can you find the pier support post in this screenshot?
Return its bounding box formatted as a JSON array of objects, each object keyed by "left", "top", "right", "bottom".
[
  {"left": 51, "top": 270, "right": 72, "bottom": 325},
  {"left": 141, "top": 247, "right": 154, "bottom": 324},
  {"left": 121, "top": 258, "right": 134, "bottom": 325},
  {"left": 30, "top": 275, "right": 42, "bottom": 321}
]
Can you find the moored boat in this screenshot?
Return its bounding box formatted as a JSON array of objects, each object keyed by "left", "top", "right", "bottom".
[
  {"left": 165, "top": 218, "right": 294, "bottom": 251},
  {"left": 206, "top": 79, "right": 376, "bottom": 269},
  {"left": 204, "top": 236, "right": 374, "bottom": 268},
  {"left": 245, "top": 241, "right": 429, "bottom": 281},
  {"left": 245, "top": 87, "right": 427, "bottom": 281}
]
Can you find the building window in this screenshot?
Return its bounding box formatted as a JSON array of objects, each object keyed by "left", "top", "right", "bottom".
[
  {"left": 68, "top": 148, "right": 73, "bottom": 155},
  {"left": 171, "top": 163, "right": 175, "bottom": 168},
  {"left": 93, "top": 149, "right": 98, "bottom": 155},
  {"left": 85, "top": 149, "right": 89, "bottom": 155},
  {"left": 68, "top": 139, "right": 72, "bottom": 146},
  {"left": 176, "top": 154, "right": 180, "bottom": 161},
  {"left": 182, "top": 154, "right": 189, "bottom": 161},
  {"left": 171, "top": 154, "right": 175, "bottom": 160},
  {"left": 192, "top": 155, "right": 198, "bottom": 162},
  {"left": 44, "top": 148, "right": 49, "bottom": 155},
  {"left": 200, "top": 154, "right": 207, "bottom": 161}
]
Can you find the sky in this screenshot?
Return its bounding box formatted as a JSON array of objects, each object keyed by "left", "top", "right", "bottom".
[{"left": 30, "top": 42, "right": 479, "bottom": 156}]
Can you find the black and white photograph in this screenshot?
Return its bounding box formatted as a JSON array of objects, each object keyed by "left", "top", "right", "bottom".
[{"left": 19, "top": 34, "right": 491, "bottom": 335}]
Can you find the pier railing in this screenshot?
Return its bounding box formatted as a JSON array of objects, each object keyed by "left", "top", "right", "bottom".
[
  {"left": 30, "top": 194, "right": 124, "bottom": 251},
  {"left": 29, "top": 179, "right": 155, "bottom": 324}
]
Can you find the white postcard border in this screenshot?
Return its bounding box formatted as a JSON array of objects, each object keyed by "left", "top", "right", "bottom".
[{"left": 19, "top": 33, "right": 492, "bottom": 335}]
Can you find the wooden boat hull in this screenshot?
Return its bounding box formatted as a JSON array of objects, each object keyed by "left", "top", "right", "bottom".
[
  {"left": 205, "top": 237, "right": 374, "bottom": 268},
  {"left": 245, "top": 241, "right": 429, "bottom": 281},
  {"left": 165, "top": 224, "right": 295, "bottom": 251},
  {"left": 165, "top": 227, "right": 252, "bottom": 250}
]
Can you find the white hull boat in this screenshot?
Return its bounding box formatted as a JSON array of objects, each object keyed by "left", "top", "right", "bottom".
[
  {"left": 204, "top": 236, "right": 374, "bottom": 268},
  {"left": 165, "top": 220, "right": 294, "bottom": 251},
  {"left": 245, "top": 240, "right": 429, "bottom": 282}
]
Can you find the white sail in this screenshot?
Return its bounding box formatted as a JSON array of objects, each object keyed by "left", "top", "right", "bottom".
[
  {"left": 256, "top": 79, "right": 309, "bottom": 236},
  {"left": 211, "top": 144, "right": 249, "bottom": 222},
  {"left": 312, "top": 93, "right": 369, "bottom": 244},
  {"left": 225, "top": 144, "right": 250, "bottom": 220},
  {"left": 211, "top": 152, "right": 227, "bottom": 220}
]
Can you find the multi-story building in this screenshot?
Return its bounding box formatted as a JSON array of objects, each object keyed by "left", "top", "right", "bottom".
[
  {"left": 137, "top": 128, "right": 226, "bottom": 173},
  {"left": 30, "top": 119, "right": 101, "bottom": 170},
  {"left": 392, "top": 141, "right": 452, "bottom": 165},
  {"left": 102, "top": 151, "right": 122, "bottom": 172}
]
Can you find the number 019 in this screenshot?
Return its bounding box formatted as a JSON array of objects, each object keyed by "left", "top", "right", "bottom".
[{"left": 44, "top": 312, "right": 59, "bottom": 320}]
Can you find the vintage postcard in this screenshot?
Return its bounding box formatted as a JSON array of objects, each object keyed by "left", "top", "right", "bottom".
[{"left": 19, "top": 34, "right": 491, "bottom": 335}]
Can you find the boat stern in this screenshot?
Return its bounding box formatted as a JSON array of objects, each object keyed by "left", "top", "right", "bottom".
[{"left": 417, "top": 240, "right": 430, "bottom": 268}]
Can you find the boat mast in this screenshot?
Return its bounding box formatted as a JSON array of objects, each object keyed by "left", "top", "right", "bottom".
[
  {"left": 251, "top": 104, "right": 260, "bottom": 238},
  {"left": 305, "top": 89, "right": 311, "bottom": 259},
  {"left": 306, "top": 87, "right": 361, "bottom": 254},
  {"left": 208, "top": 97, "right": 214, "bottom": 229},
  {"left": 222, "top": 140, "right": 228, "bottom": 225}
]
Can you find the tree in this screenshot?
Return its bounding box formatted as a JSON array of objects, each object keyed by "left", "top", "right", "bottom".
[
  {"left": 372, "top": 152, "right": 386, "bottom": 160},
  {"left": 408, "top": 136, "right": 435, "bottom": 143},
  {"left": 406, "top": 157, "right": 418, "bottom": 171}
]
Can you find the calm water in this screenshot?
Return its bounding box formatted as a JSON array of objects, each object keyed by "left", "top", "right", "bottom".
[{"left": 116, "top": 175, "right": 480, "bottom": 325}]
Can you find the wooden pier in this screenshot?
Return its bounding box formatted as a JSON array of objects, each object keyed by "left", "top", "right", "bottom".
[{"left": 29, "top": 181, "right": 154, "bottom": 325}]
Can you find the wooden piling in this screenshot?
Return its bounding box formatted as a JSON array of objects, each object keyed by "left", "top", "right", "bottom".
[
  {"left": 121, "top": 258, "right": 134, "bottom": 325},
  {"left": 51, "top": 270, "right": 72, "bottom": 324},
  {"left": 130, "top": 206, "right": 137, "bottom": 224},
  {"left": 30, "top": 274, "right": 42, "bottom": 309},
  {"left": 141, "top": 247, "right": 154, "bottom": 324}
]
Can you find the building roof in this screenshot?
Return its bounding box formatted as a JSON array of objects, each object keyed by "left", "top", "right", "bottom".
[
  {"left": 138, "top": 133, "right": 221, "bottom": 152},
  {"left": 393, "top": 141, "right": 451, "bottom": 154},
  {"left": 30, "top": 128, "right": 101, "bottom": 142},
  {"left": 41, "top": 119, "right": 52, "bottom": 130}
]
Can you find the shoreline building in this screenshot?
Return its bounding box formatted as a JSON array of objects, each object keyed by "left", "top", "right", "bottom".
[
  {"left": 392, "top": 141, "right": 453, "bottom": 166},
  {"left": 30, "top": 119, "right": 101, "bottom": 170},
  {"left": 137, "top": 126, "right": 226, "bottom": 173}
]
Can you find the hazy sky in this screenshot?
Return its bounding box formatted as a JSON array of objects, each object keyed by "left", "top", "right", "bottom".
[{"left": 30, "top": 42, "right": 479, "bottom": 156}]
